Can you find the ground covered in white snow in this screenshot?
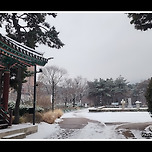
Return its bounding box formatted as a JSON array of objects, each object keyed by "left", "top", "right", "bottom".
[{"left": 25, "top": 108, "right": 152, "bottom": 140}]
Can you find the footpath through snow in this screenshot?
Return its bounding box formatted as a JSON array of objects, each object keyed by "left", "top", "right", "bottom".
[{"left": 25, "top": 108, "right": 152, "bottom": 140}]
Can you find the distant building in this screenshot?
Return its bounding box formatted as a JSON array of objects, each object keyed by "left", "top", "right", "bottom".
[{"left": 22, "top": 66, "right": 34, "bottom": 102}]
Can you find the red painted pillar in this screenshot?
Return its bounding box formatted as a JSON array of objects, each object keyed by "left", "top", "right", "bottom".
[{"left": 3, "top": 69, "right": 10, "bottom": 111}]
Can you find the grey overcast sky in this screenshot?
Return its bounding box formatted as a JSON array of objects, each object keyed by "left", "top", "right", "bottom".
[
  {"left": 36, "top": 12, "right": 152, "bottom": 84},
  {"left": 2, "top": 12, "right": 151, "bottom": 84}
]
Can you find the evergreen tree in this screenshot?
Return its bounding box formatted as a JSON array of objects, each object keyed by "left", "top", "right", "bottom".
[
  {"left": 127, "top": 13, "right": 152, "bottom": 31},
  {"left": 87, "top": 76, "right": 129, "bottom": 106},
  {"left": 145, "top": 77, "right": 152, "bottom": 116}
]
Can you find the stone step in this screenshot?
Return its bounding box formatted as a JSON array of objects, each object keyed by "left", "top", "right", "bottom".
[
  {"left": 2, "top": 132, "right": 26, "bottom": 139},
  {"left": 0, "top": 124, "right": 38, "bottom": 139},
  {"left": 0, "top": 123, "right": 8, "bottom": 129}
]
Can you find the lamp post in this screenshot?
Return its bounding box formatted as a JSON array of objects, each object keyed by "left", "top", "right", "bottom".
[
  {"left": 33, "top": 64, "right": 37, "bottom": 125},
  {"left": 33, "top": 57, "right": 54, "bottom": 125},
  {"left": 33, "top": 65, "right": 43, "bottom": 125}
]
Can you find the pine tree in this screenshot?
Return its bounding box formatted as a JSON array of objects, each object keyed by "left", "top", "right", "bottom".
[
  {"left": 145, "top": 77, "right": 152, "bottom": 116},
  {"left": 127, "top": 13, "right": 152, "bottom": 31}
]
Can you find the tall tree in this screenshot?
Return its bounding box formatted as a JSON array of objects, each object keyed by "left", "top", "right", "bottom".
[
  {"left": 38, "top": 65, "right": 67, "bottom": 111},
  {"left": 127, "top": 13, "right": 152, "bottom": 114},
  {"left": 114, "top": 75, "right": 129, "bottom": 102},
  {"left": 68, "top": 76, "right": 88, "bottom": 107},
  {"left": 87, "top": 76, "right": 129, "bottom": 106},
  {"left": 0, "top": 13, "right": 64, "bottom": 123}
]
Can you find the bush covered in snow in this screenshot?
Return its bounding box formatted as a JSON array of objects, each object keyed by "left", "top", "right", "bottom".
[{"left": 8, "top": 100, "right": 44, "bottom": 116}]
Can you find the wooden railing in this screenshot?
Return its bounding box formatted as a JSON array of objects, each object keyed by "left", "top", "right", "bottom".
[{"left": 0, "top": 106, "right": 12, "bottom": 126}]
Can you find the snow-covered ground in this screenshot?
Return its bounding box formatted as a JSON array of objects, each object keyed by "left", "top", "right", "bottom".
[{"left": 25, "top": 108, "right": 152, "bottom": 140}]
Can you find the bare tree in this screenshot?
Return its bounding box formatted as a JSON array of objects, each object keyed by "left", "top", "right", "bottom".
[
  {"left": 36, "top": 81, "right": 51, "bottom": 109},
  {"left": 38, "top": 65, "right": 67, "bottom": 111},
  {"left": 59, "top": 78, "right": 74, "bottom": 107},
  {"left": 60, "top": 76, "right": 88, "bottom": 107},
  {"left": 72, "top": 76, "right": 88, "bottom": 107}
]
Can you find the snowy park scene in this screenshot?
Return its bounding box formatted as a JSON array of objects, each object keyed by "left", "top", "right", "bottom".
[
  {"left": 1, "top": 12, "right": 152, "bottom": 140},
  {"left": 25, "top": 108, "right": 152, "bottom": 140},
  {"left": 1, "top": 105, "right": 152, "bottom": 140}
]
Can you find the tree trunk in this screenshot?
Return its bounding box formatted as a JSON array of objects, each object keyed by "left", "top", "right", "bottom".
[
  {"left": 13, "top": 67, "right": 22, "bottom": 124},
  {"left": 51, "top": 80, "right": 55, "bottom": 111},
  {"left": 73, "top": 96, "right": 75, "bottom": 107}
]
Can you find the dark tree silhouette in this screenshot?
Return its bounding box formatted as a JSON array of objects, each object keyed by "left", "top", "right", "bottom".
[{"left": 128, "top": 13, "right": 152, "bottom": 31}]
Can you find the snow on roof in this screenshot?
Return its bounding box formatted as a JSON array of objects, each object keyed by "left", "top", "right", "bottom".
[
  {"left": 0, "top": 33, "right": 48, "bottom": 66},
  {"left": 1, "top": 33, "right": 44, "bottom": 56}
]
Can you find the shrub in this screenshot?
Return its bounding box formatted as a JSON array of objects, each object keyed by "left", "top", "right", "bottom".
[
  {"left": 35, "top": 106, "right": 44, "bottom": 113},
  {"left": 54, "top": 109, "right": 63, "bottom": 118},
  {"left": 42, "top": 109, "right": 63, "bottom": 124},
  {"left": 8, "top": 100, "right": 16, "bottom": 110},
  {"left": 8, "top": 100, "right": 44, "bottom": 116},
  {"left": 20, "top": 112, "right": 43, "bottom": 123},
  {"left": 11, "top": 103, "right": 64, "bottom": 124},
  {"left": 42, "top": 110, "right": 56, "bottom": 124},
  {"left": 19, "top": 104, "right": 31, "bottom": 116},
  {"left": 19, "top": 116, "right": 27, "bottom": 123}
]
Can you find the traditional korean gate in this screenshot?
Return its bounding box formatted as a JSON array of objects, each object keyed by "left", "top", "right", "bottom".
[{"left": 0, "top": 34, "right": 49, "bottom": 128}]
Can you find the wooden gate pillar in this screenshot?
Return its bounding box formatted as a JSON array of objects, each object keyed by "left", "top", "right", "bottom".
[{"left": 3, "top": 69, "right": 10, "bottom": 111}]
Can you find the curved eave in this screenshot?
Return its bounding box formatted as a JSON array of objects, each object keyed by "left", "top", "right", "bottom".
[{"left": 0, "top": 37, "right": 48, "bottom": 67}]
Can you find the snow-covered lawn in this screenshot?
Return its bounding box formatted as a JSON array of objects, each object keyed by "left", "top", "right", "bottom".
[
  {"left": 25, "top": 108, "right": 152, "bottom": 140},
  {"left": 63, "top": 108, "right": 152, "bottom": 123}
]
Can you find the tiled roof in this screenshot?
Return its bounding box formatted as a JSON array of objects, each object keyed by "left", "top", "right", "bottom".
[{"left": 0, "top": 34, "right": 48, "bottom": 69}]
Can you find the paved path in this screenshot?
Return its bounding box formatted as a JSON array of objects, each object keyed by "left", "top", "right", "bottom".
[
  {"left": 49, "top": 117, "right": 152, "bottom": 139},
  {"left": 116, "top": 122, "right": 152, "bottom": 130},
  {"left": 59, "top": 118, "right": 103, "bottom": 129},
  {"left": 46, "top": 109, "right": 152, "bottom": 139},
  {"left": 47, "top": 117, "right": 123, "bottom": 139},
  {"left": 115, "top": 122, "right": 152, "bottom": 139},
  {"left": 47, "top": 117, "right": 107, "bottom": 139}
]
